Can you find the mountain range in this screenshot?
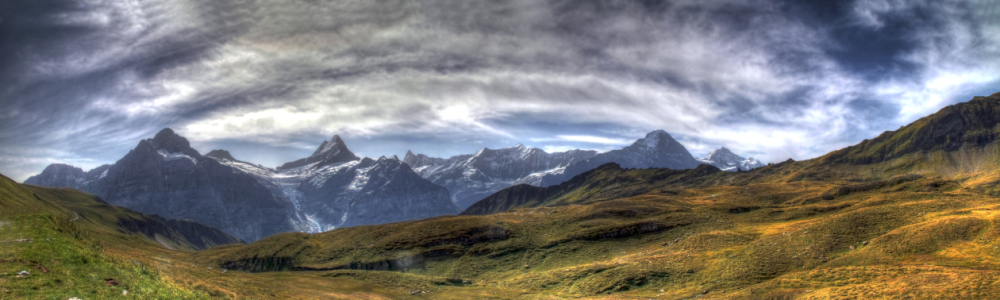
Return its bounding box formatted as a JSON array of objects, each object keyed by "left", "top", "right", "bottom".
[
  {"left": 403, "top": 144, "right": 597, "bottom": 209},
  {"left": 25, "top": 129, "right": 459, "bottom": 241},
  {"left": 406, "top": 130, "right": 764, "bottom": 209},
  {"left": 25, "top": 128, "right": 763, "bottom": 240}
]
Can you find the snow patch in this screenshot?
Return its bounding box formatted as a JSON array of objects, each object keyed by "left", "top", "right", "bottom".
[
  {"left": 307, "top": 160, "right": 360, "bottom": 188},
  {"left": 305, "top": 214, "right": 334, "bottom": 233},
  {"left": 516, "top": 166, "right": 567, "bottom": 186},
  {"left": 345, "top": 164, "right": 375, "bottom": 191},
  {"left": 157, "top": 150, "right": 197, "bottom": 165}
]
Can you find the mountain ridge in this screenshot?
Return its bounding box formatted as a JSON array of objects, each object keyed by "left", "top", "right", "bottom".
[
  {"left": 403, "top": 144, "right": 597, "bottom": 209},
  {"left": 538, "top": 130, "right": 703, "bottom": 186},
  {"left": 823, "top": 93, "right": 1000, "bottom": 165}
]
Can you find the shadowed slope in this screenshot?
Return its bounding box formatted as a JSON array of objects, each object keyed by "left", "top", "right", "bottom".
[
  {"left": 462, "top": 163, "right": 722, "bottom": 215},
  {"left": 12, "top": 178, "right": 243, "bottom": 250}
]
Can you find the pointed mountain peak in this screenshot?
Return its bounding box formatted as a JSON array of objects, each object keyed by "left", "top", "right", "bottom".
[
  {"left": 312, "top": 134, "right": 349, "bottom": 156},
  {"left": 633, "top": 130, "right": 679, "bottom": 149},
  {"left": 205, "top": 149, "right": 236, "bottom": 161},
  {"left": 403, "top": 150, "right": 419, "bottom": 166},
  {"left": 148, "top": 128, "right": 196, "bottom": 155},
  {"left": 402, "top": 150, "right": 444, "bottom": 168},
  {"left": 390, "top": 154, "right": 400, "bottom": 161},
  {"left": 704, "top": 147, "right": 744, "bottom": 162},
  {"left": 705, "top": 147, "right": 738, "bottom": 159},
  {"left": 277, "top": 134, "right": 360, "bottom": 170},
  {"left": 515, "top": 143, "right": 526, "bottom": 149}
]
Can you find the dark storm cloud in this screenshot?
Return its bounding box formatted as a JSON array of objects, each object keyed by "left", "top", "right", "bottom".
[{"left": 1, "top": 0, "right": 998, "bottom": 181}]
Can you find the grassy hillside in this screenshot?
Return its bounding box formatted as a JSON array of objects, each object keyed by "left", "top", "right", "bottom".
[
  {"left": 204, "top": 172, "right": 1000, "bottom": 299},
  {"left": 2, "top": 174, "right": 530, "bottom": 299},
  {"left": 823, "top": 92, "right": 1000, "bottom": 165}
]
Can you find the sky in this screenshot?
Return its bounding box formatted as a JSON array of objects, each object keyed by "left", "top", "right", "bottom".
[{"left": 1, "top": 0, "right": 999, "bottom": 182}]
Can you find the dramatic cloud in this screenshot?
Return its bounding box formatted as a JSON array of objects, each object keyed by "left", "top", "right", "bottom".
[{"left": 1, "top": 0, "right": 998, "bottom": 181}]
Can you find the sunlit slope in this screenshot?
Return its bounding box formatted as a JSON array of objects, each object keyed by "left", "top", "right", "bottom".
[
  {"left": 0, "top": 174, "right": 211, "bottom": 298},
  {"left": 204, "top": 173, "right": 1000, "bottom": 298}
]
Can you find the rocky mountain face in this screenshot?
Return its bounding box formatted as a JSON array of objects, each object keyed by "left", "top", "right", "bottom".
[
  {"left": 403, "top": 144, "right": 596, "bottom": 209},
  {"left": 697, "top": 147, "right": 765, "bottom": 172},
  {"left": 23, "top": 129, "right": 310, "bottom": 242},
  {"left": 198, "top": 135, "right": 460, "bottom": 232},
  {"left": 26, "top": 130, "right": 460, "bottom": 241},
  {"left": 297, "top": 156, "right": 458, "bottom": 228},
  {"left": 277, "top": 135, "right": 359, "bottom": 170},
  {"left": 24, "top": 164, "right": 87, "bottom": 188},
  {"left": 538, "top": 130, "right": 702, "bottom": 186},
  {"left": 25, "top": 128, "right": 716, "bottom": 239}
]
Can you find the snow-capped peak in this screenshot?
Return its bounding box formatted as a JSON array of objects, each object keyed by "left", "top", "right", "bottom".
[
  {"left": 698, "top": 147, "right": 765, "bottom": 172},
  {"left": 277, "top": 134, "right": 360, "bottom": 170},
  {"left": 704, "top": 147, "right": 742, "bottom": 165},
  {"left": 314, "top": 135, "right": 347, "bottom": 156}
]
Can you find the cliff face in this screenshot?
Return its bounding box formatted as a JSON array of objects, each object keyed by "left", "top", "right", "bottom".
[
  {"left": 27, "top": 129, "right": 306, "bottom": 242},
  {"left": 24, "top": 164, "right": 87, "bottom": 188},
  {"left": 298, "top": 157, "right": 459, "bottom": 228}
]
